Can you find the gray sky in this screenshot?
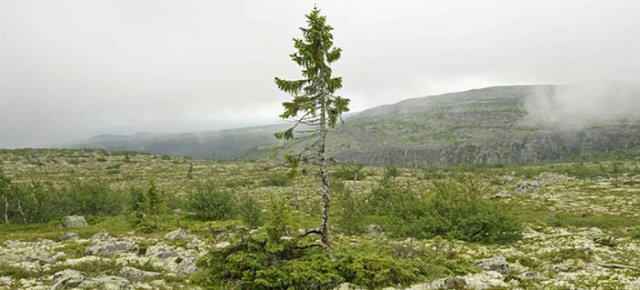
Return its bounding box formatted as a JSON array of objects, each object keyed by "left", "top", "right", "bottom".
[{"left": 1, "top": 0, "right": 639, "bottom": 148}]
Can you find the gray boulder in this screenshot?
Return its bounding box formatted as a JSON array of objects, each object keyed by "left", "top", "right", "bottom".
[
  {"left": 119, "top": 266, "right": 161, "bottom": 281},
  {"left": 59, "top": 231, "right": 80, "bottom": 241},
  {"left": 145, "top": 243, "right": 178, "bottom": 260},
  {"left": 50, "top": 269, "right": 86, "bottom": 289},
  {"left": 177, "top": 255, "right": 199, "bottom": 277},
  {"left": 474, "top": 256, "right": 510, "bottom": 275},
  {"left": 430, "top": 277, "right": 467, "bottom": 289},
  {"left": 76, "top": 275, "right": 132, "bottom": 289},
  {"left": 63, "top": 216, "right": 88, "bottom": 228},
  {"left": 85, "top": 239, "right": 137, "bottom": 256},
  {"left": 91, "top": 230, "right": 110, "bottom": 241},
  {"left": 164, "top": 228, "right": 191, "bottom": 241}
]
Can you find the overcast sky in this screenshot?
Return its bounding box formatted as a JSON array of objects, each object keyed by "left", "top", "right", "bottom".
[{"left": 1, "top": 0, "right": 639, "bottom": 148}]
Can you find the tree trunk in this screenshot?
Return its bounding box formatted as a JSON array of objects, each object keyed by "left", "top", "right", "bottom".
[
  {"left": 3, "top": 196, "right": 9, "bottom": 225},
  {"left": 319, "top": 93, "right": 331, "bottom": 253}
]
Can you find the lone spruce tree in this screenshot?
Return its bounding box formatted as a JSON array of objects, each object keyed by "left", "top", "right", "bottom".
[{"left": 274, "top": 6, "right": 349, "bottom": 252}]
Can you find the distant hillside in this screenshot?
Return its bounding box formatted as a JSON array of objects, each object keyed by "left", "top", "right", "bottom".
[
  {"left": 75, "top": 84, "right": 640, "bottom": 165},
  {"left": 75, "top": 124, "right": 287, "bottom": 160}
]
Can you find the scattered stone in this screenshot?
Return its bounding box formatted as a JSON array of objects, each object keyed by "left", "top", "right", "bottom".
[
  {"left": 185, "top": 242, "right": 198, "bottom": 250},
  {"left": 594, "top": 236, "right": 617, "bottom": 247},
  {"left": 474, "top": 256, "right": 510, "bottom": 275},
  {"left": 463, "top": 271, "right": 509, "bottom": 289},
  {"left": 589, "top": 227, "right": 603, "bottom": 234},
  {"left": 502, "top": 176, "right": 516, "bottom": 185},
  {"left": 516, "top": 271, "right": 543, "bottom": 281},
  {"left": 164, "top": 228, "right": 191, "bottom": 240},
  {"left": 553, "top": 264, "right": 576, "bottom": 272},
  {"left": 367, "top": 223, "right": 382, "bottom": 236},
  {"left": 76, "top": 275, "right": 132, "bottom": 289},
  {"left": 145, "top": 243, "right": 178, "bottom": 260},
  {"left": 85, "top": 239, "right": 137, "bottom": 256},
  {"left": 493, "top": 190, "right": 513, "bottom": 199},
  {"left": 429, "top": 277, "right": 467, "bottom": 289},
  {"left": 91, "top": 230, "right": 110, "bottom": 241},
  {"left": 516, "top": 181, "right": 540, "bottom": 192},
  {"left": 554, "top": 228, "right": 571, "bottom": 236},
  {"left": 177, "top": 255, "right": 199, "bottom": 276},
  {"left": 0, "top": 276, "right": 12, "bottom": 287},
  {"left": 63, "top": 216, "right": 88, "bottom": 228},
  {"left": 214, "top": 241, "right": 230, "bottom": 248},
  {"left": 119, "top": 266, "right": 161, "bottom": 281},
  {"left": 59, "top": 231, "right": 80, "bottom": 241},
  {"left": 50, "top": 269, "right": 87, "bottom": 290}
]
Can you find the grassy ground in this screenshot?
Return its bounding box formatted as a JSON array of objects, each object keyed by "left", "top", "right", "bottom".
[{"left": 1, "top": 148, "right": 639, "bottom": 289}]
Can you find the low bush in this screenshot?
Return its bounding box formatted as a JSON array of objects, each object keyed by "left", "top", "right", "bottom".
[
  {"left": 186, "top": 181, "right": 236, "bottom": 220},
  {"left": 262, "top": 174, "right": 290, "bottom": 187},
  {"left": 369, "top": 178, "right": 522, "bottom": 244},
  {"left": 237, "top": 193, "right": 262, "bottom": 228},
  {"left": 333, "top": 162, "right": 367, "bottom": 181}
]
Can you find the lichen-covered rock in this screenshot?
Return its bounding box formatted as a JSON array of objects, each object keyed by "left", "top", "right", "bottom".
[
  {"left": 0, "top": 276, "right": 13, "bottom": 287},
  {"left": 59, "top": 231, "right": 80, "bottom": 241},
  {"left": 164, "top": 228, "right": 191, "bottom": 241},
  {"left": 50, "top": 269, "right": 86, "bottom": 289},
  {"left": 63, "top": 216, "right": 88, "bottom": 228},
  {"left": 145, "top": 243, "right": 178, "bottom": 260},
  {"left": 474, "top": 256, "right": 509, "bottom": 275},
  {"left": 76, "top": 275, "right": 132, "bottom": 289},
  {"left": 119, "top": 266, "right": 161, "bottom": 281},
  {"left": 463, "top": 271, "right": 509, "bottom": 289},
  {"left": 367, "top": 223, "right": 382, "bottom": 236},
  {"left": 85, "top": 239, "right": 137, "bottom": 256},
  {"left": 91, "top": 230, "right": 111, "bottom": 241},
  {"left": 553, "top": 264, "right": 576, "bottom": 272},
  {"left": 177, "top": 255, "right": 199, "bottom": 276},
  {"left": 429, "top": 277, "right": 467, "bottom": 289},
  {"left": 516, "top": 271, "right": 543, "bottom": 281}
]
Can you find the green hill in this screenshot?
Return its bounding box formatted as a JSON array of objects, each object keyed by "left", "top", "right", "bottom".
[{"left": 76, "top": 85, "right": 640, "bottom": 165}]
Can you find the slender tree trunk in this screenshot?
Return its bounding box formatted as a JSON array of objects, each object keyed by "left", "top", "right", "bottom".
[
  {"left": 3, "top": 196, "right": 9, "bottom": 225},
  {"left": 319, "top": 93, "right": 331, "bottom": 253},
  {"left": 17, "top": 200, "right": 26, "bottom": 224}
]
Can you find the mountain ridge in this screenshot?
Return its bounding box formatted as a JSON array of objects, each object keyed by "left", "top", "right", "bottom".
[{"left": 74, "top": 84, "right": 640, "bottom": 165}]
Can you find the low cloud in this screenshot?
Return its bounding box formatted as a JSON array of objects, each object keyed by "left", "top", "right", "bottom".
[{"left": 524, "top": 82, "right": 640, "bottom": 130}]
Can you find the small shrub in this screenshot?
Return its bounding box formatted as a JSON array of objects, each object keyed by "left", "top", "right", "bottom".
[
  {"left": 186, "top": 181, "right": 236, "bottom": 220},
  {"left": 369, "top": 178, "right": 522, "bottom": 244},
  {"left": 333, "top": 162, "right": 367, "bottom": 181},
  {"left": 262, "top": 174, "right": 290, "bottom": 187},
  {"left": 237, "top": 193, "right": 262, "bottom": 228}
]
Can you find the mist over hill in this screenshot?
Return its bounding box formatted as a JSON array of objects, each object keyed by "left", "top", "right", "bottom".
[{"left": 75, "top": 84, "right": 640, "bottom": 165}]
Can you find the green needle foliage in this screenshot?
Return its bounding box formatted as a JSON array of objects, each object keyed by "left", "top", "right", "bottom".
[{"left": 274, "top": 5, "right": 350, "bottom": 252}]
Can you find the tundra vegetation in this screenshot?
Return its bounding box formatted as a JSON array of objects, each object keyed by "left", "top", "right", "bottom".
[{"left": 0, "top": 148, "right": 639, "bottom": 289}]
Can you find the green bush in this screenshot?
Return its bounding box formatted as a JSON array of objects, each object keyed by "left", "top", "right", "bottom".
[
  {"left": 333, "top": 181, "right": 365, "bottom": 234},
  {"left": 237, "top": 193, "right": 262, "bottom": 228},
  {"left": 186, "top": 181, "right": 236, "bottom": 220},
  {"left": 333, "top": 162, "right": 367, "bottom": 181},
  {"left": 0, "top": 176, "right": 125, "bottom": 224},
  {"left": 421, "top": 180, "right": 522, "bottom": 243},
  {"left": 62, "top": 181, "right": 125, "bottom": 217},
  {"left": 369, "top": 178, "right": 522, "bottom": 244},
  {"left": 262, "top": 174, "right": 290, "bottom": 187}
]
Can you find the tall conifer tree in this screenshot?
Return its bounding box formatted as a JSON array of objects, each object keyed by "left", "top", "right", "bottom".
[{"left": 274, "top": 6, "right": 350, "bottom": 252}]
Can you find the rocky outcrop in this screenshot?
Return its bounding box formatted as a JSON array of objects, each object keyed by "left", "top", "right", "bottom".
[
  {"left": 59, "top": 232, "right": 80, "bottom": 241},
  {"left": 50, "top": 269, "right": 86, "bottom": 289},
  {"left": 63, "top": 216, "right": 88, "bottom": 228},
  {"left": 76, "top": 275, "right": 132, "bottom": 289},
  {"left": 474, "top": 256, "right": 510, "bottom": 275},
  {"left": 85, "top": 239, "right": 137, "bottom": 256},
  {"left": 164, "top": 228, "right": 191, "bottom": 241},
  {"left": 119, "top": 267, "right": 161, "bottom": 281}
]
